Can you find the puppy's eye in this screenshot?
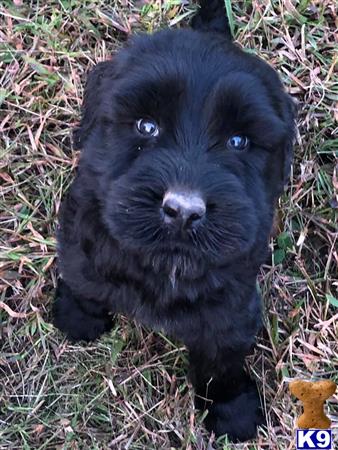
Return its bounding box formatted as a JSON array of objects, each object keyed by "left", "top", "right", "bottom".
[
  {"left": 226, "top": 135, "right": 249, "bottom": 151},
  {"left": 136, "top": 119, "right": 159, "bottom": 137}
]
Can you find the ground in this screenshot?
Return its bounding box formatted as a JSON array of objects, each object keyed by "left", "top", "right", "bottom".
[{"left": 0, "top": 1, "right": 337, "bottom": 449}]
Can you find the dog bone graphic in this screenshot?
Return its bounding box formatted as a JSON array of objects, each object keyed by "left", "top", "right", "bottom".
[{"left": 289, "top": 379, "right": 337, "bottom": 429}]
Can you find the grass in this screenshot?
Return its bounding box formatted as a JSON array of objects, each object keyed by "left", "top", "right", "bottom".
[{"left": 0, "top": 0, "right": 337, "bottom": 448}]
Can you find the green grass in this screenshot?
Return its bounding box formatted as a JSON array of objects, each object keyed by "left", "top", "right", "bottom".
[{"left": 0, "top": 1, "right": 337, "bottom": 449}]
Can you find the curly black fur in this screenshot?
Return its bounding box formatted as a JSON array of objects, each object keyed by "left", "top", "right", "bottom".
[{"left": 53, "top": 0, "right": 296, "bottom": 442}]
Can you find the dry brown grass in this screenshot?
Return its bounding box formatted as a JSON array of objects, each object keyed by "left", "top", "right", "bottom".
[{"left": 0, "top": 1, "right": 337, "bottom": 449}]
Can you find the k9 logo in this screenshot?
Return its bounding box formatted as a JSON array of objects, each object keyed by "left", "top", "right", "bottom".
[{"left": 296, "top": 430, "right": 332, "bottom": 449}]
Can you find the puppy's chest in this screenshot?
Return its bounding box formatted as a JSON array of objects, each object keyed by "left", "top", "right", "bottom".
[
  {"left": 93, "top": 244, "right": 208, "bottom": 304},
  {"left": 118, "top": 267, "right": 206, "bottom": 306},
  {"left": 96, "top": 251, "right": 259, "bottom": 340},
  {"left": 91, "top": 237, "right": 242, "bottom": 313},
  {"left": 112, "top": 267, "right": 236, "bottom": 327},
  {"left": 116, "top": 272, "right": 260, "bottom": 345}
]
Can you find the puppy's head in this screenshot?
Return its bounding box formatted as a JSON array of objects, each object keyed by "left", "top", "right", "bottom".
[{"left": 76, "top": 29, "right": 296, "bottom": 274}]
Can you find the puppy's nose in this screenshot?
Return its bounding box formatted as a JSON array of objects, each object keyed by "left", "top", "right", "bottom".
[{"left": 162, "top": 191, "right": 206, "bottom": 228}]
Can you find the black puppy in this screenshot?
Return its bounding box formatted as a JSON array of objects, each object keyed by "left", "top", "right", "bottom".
[{"left": 53, "top": 0, "right": 295, "bottom": 442}]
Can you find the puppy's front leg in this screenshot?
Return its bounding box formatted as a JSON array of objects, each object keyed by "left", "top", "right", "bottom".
[
  {"left": 189, "top": 346, "right": 264, "bottom": 442},
  {"left": 53, "top": 279, "right": 114, "bottom": 342}
]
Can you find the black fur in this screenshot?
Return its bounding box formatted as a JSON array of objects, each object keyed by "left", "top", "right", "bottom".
[{"left": 53, "top": 0, "right": 295, "bottom": 442}]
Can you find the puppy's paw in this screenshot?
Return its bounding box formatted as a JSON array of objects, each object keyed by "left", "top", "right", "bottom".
[
  {"left": 204, "top": 384, "right": 264, "bottom": 442},
  {"left": 54, "top": 304, "right": 112, "bottom": 342},
  {"left": 53, "top": 280, "right": 113, "bottom": 342}
]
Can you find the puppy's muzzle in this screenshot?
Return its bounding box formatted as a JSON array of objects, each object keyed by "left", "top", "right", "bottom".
[{"left": 161, "top": 190, "right": 206, "bottom": 229}]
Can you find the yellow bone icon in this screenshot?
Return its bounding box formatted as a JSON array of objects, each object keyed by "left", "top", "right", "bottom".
[{"left": 289, "top": 380, "right": 336, "bottom": 429}]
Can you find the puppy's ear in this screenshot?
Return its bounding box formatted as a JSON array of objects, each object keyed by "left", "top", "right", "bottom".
[
  {"left": 191, "top": 0, "right": 232, "bottom": 39},
  {"left": 73, "top": 61, "right": 114, "bottom": 149}
]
